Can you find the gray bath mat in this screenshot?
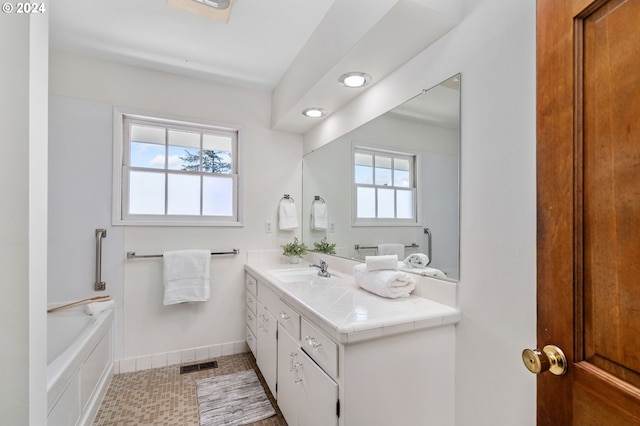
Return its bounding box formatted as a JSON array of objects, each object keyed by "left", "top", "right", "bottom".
[{"left": 196, "top": 369, "right": 275, "bottom": 426}]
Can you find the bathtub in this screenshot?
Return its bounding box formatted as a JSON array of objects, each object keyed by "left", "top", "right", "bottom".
[{"left": 47, "top": 304, "right": 114, "bottom": 426}]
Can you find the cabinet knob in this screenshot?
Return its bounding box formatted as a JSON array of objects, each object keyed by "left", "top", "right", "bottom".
[
  {"left": 280, "top": 312, "right": 291, "bottom": 321},
  {"left": 305, "top": 335, "right": 323, "bottom": 350}
]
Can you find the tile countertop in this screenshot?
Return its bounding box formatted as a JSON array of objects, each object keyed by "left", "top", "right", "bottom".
[{"left": 244, "top": 261, "right": 461, "bottom": 345}]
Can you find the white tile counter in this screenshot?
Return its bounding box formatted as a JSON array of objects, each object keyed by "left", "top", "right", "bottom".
[{"left": 244, "top": 260, "right": 460, "bottom": 345}]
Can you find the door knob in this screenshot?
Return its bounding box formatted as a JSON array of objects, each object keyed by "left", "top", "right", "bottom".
[{"left": 522, "top": 345, "right": 567, "bottom": 376}]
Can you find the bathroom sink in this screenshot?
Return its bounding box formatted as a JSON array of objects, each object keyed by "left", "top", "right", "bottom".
[{"left": 268, "top": 268, "right": 337, "bottom": 283}]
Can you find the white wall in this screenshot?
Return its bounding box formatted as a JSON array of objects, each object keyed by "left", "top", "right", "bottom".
[
  {"left": 49, "top": 52, "right": 304, "bottom": 360},
  {"left": 48, "top": 95, "right": 126, "bottom": 357},
  {"left": 0, "top": 9, "right": 49, "bottom": 426},
  {"left": 305, "top": 0, "right": 537, "bottom": 424}
]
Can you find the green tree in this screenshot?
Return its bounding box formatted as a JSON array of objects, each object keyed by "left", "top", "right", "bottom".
[{"left": 180, "top": 149, "right": 231, "bottom": 173}]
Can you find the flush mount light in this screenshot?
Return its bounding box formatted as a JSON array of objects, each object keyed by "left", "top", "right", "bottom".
[
  {"left": 192, "top": 0, "right": 230, "bottom": 9},
  {"left": 302, "top": 108, "right": 327, "bottom": 118},
  {"left": 338, "top": 72, "right": 372, "bottom": 88}
]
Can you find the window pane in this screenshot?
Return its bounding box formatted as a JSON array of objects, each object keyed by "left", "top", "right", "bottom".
[
  {"left": 356, "top": 187, "right": 375, "bottom": 218},
  {"left": 377, "top": 188, "right": 395, "bottom": 218},
  {"left": 354, "top": 153, "right": 373, "bottom": 184},
  {"left": 203, "top": 176, "right": 233, "bottom": 216},
  {"left": 394, "top": 158, "right": 411, "bottom": 188},
  {"left": 397, "top": 189, "right": 413, "bottom": 219},
  {"left": 168, "top": 130, "right": 201, "bottom": 171},
  {"left": 130, "top": 125, "right": 166, "bottom": 169},
  {"left": 168, "top": 174, "right": 200, "bottom": 215},
  {"left": 375, "top": 156, "right": 392, "bottom": 186},
  {"left": 203, "top": 134, "right": 233, "bottom": 174},
  {"left": 129, "top": 171, "right": 165, "bottom": 214}
]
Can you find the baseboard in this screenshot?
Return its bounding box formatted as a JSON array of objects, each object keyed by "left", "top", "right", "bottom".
[{"left": 114, "top": 340, "right": 249, "bottom": 374}]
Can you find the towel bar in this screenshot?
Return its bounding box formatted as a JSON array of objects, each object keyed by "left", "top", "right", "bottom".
[
  {"left": 354, "top": 243, "right": 418, "bottom": 251},
  {"left": 126, "top": 249, "right": 239, "bottom": 259}
]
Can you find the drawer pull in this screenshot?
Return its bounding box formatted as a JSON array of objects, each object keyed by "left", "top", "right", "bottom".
[
  {"left": 305, "top": 335, "right": 323, "bottom": 350},
  {"left": 280, "top": 312, "right": 291, "bottom": 321}
]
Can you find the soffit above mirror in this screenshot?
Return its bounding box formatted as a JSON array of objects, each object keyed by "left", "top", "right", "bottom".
[{"left": 272, "top": 0, "right": 461, "bottom": 134}]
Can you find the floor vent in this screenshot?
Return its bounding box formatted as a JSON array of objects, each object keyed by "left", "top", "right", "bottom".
[{"left": 180, "top": 360, "right": 218, "bottom": 374}]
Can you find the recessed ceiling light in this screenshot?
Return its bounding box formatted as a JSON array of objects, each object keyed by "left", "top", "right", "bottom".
[
  {"left": 192, "top": 0, "right": 230, "bottom": 9},
  {"left": 338, "top": 72, "right": 372, "bottom": 88},
  {"left": 302, "top": 108, "right": 327, "bottom": 118}
]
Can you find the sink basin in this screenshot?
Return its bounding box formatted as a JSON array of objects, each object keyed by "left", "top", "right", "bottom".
[{"left": 268, "top": 268, "right": 336, "bottom": 283}]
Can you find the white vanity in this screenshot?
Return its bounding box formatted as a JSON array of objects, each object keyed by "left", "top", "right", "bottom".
[{"left": 245, "top": 258, "right": 459, "bottom": 426}]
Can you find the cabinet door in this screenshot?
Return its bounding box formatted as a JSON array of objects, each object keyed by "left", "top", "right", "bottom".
[
  {"left": 256, "top": 302, "right": 277, "bottom": 397},
  {"left": 277, "top": 324, "right": 299, "bottom": 426},
  {"left": 297, "top": 349, "right": 339, "bottom": 426}
]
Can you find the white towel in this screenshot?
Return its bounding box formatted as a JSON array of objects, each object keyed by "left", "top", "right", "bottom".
[
  {"left": 352, "top": 264, "right": 416, "bottom": 298},
  {"left": 365, "top": 255, "right": 398, "bottom": 271},
  {"left": 378, "top": 243, "right": 405, "bottom": 258},
  {"left": 404, "top": 253, "right": 430, "bottom": 268},
  {"left": 419, "top": 268, "right": 447, "bottom": 279},
  {"left": 311, "top": 202, "right": 328, "bottom": 230},
  {"left": 278, "top": 199, "right": 298, "bottom": 230},
  {"left": 85, "top": 299, "right": 114, "bottom": 316},
  {"left": 163, "top": 250, "right": 211, "bottom": 306}
]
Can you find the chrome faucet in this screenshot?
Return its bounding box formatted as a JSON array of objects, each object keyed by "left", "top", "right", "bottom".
[{"left": 310, "top": 260, "right": 331, "bottom": 278}]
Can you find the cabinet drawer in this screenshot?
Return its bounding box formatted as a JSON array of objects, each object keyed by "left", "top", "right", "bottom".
[
  {"left": 301, "top": 318, "right": 338, "bottom": 378},
  {"left": 277, "top": 299, "right": 301, "bottom": 341},
  {"left": 246, "top": 326, "right": 256, "bottom": 357},
  {"left": 246, "top": 274, "right": 257, "bottom": 297},
  {"left": 257, "top": 281, "right": 280, "bottom": 315},
  {"left": 246, "top": 293, "right": 257, "bottom": 314},
  {"left": 246, "top": 308, "right": 257, "bottom": 334}
]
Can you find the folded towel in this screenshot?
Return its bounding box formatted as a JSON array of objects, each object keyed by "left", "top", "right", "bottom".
[
  {"left": 353, "top": 264, "right": 416, "bottom": 298},
  {"left": 278, "top": 198, "right": 298, "bottom": 230},
  {"left": 85, "top": 299, "right": 114, "bottom": 316},
  {"left": 163, "top": 250, "right": 211, "bottom": 306},
  {"left": 365, "top": 255, "right": 398, "bottom": 271},
  {"left": 419, "top": 268, "right": 447, "bottom": 279},
  {"left": 404, "top": 253, "right": 430, "bottom": 268},
  {"left": 311, "top": 202, "right": 328, "bottom": 230},
  {"left": 378, "top": 243, "right": 405, "bottom": 258}
]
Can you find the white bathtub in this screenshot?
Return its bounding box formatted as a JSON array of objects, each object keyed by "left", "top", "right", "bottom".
[{"left": 47, "top": 304, "right": 114, "bottom": 426}]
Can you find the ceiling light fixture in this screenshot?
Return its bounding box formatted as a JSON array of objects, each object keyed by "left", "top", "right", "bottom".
[
  {"left": 192, "top": 0, "right": 230, "bottom": 9},
  {"left": 302, "top": 108, "right": 327, "bottom": 118},
  {"left": 338, "top": 72, "right": 372, "bottom": 88}
]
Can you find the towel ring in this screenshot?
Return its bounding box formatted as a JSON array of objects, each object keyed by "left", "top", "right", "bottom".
[
  {"left": 282, "top": 194, "right": 295, "bottom": 202},
  {"left": 313, "top": 196, "right": 325, "bottom": 203}
]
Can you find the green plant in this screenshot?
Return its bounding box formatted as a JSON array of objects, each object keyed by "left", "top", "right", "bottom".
[
  {"left": 281, "top": 237, "right": 308, "bottom": 258},
  {"left": 313, "top": 237, "right": 336, "bottom": 255}
]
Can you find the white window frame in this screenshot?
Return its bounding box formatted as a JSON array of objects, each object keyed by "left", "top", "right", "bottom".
[
  {"left": 112, "top": 108, "right": 244, "bottom": 227},
  {"left": 352, "top": 144, "right": 420, "bottom": 227}
]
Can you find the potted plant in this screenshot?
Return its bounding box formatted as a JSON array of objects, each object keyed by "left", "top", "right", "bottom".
[
  {"left": 281, "top": 237, "right": 308, "bottom": 263},
  {"left": 313, "top": 237, "right": 336, "bottom": 255}
]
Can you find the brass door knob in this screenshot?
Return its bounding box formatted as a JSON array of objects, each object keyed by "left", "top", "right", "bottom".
[{"left": 522, "top": 345, "right": 567, "bottom": 375}]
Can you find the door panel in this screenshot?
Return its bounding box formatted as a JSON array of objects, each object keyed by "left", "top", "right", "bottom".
[{"left": 537, "top": 0, "right": 640, "bottom": 423}]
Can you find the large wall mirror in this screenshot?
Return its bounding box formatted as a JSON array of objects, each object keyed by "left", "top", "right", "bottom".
[{"left": 302, "top": 74, "right": 460, "bottom": 281}]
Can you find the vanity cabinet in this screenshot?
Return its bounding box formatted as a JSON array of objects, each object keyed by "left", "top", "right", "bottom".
[
  {"left": 278, "top": 324, "right": 338, "bottom": 426},
  {"left": 245, "top": 268, "right": 457, "bottom": 426},
  {"left": 245, "top": 274, "right": 257, "bottom": 356}
]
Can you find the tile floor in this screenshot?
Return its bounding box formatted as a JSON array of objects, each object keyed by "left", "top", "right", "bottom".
[{"left": 94, "top": 352, "right": 287, "bottom": 425}]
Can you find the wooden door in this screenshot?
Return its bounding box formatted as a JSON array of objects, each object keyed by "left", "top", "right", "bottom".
[{"left": 537, "top": 0, "right": 640, "bottom": 424}]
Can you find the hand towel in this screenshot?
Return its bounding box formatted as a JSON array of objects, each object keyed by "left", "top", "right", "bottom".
[
  {"left": 311, "top": 202, "right": 328, "bottom": 230},
  {"left": 85, "top": 299, "right": 115, "bottom": 316},
  {"left": 378, "top": 243, "right": 405, "bottom": 258},
  {"left": 365, "top": 255, "right": 398, "bottom": 271},
  {"left": 163, "top": 250, "right": 211, "bottom": 305},
  {"left": 353, "top": 263, "right": 416, "bottom": 298},
  {"left": 404, "top": 253, "right": 430, "bottom": 268},
  {"left": 278, "top": 198, "right": 298, "bottom": 230}
]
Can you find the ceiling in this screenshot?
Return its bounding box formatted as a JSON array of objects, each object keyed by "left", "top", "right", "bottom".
[{"left": 49, "top": 0, "right": 460, "bottom": 134}]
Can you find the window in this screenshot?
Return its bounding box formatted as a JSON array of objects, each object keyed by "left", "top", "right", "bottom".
[
  {"left": 113, "top": 111, "right": 242, "bottom": 226},
  {"left": 353, "top": 146, "right": 417, "bottom": 224}
]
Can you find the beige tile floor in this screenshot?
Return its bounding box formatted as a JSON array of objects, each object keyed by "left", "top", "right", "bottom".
[{"left": 93, "top": 352, "right": 287, "bottom": 426}]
